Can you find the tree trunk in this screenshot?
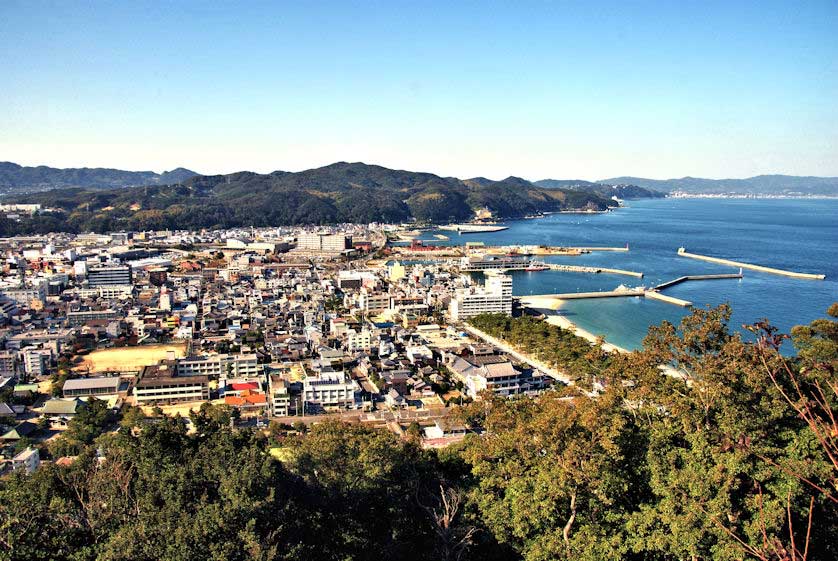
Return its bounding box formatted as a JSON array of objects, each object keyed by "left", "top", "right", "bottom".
[{"left": 563, "top": 490, "right": 577, "bottom": 549}]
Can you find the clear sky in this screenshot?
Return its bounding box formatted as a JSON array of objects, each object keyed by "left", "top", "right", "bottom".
[{"left": 2, "top": 1, "right": 836, "bottom": 180}]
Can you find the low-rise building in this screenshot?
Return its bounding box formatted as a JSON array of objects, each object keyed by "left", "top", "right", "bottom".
[
  {"left": 10, "top": 447, "right": 40, "bottom": 474},
  {"left": 134, "top": 362, "right": 209, "bottom": 405},
  {"left": 302, "top": 371, "right": 358, "bottom": 413},
  {"left": 63, "top": 376, "right": 122, "bottom": 398}
]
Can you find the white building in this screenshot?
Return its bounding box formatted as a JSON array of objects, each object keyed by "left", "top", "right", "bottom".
[
  {"left": 22, "top": 348, "right": 51, "bottom": 377},
  {"left": 134, "top": 363, "right": 210, "bottom": 405},
  {"left": 176, "top": 354, "right": 260, "bottom": 379},
  {"left": 346, "top": 329, "right": 372, "bottom": 353},
  {"left": 303, "top": 371, "right": 358, "bottom": 412},
  {"left": 296, "top": 233, "right": 351, "bottom": 253},
  {"left": 448, "top": 274, "right": 512, "bottom": 321},
  {"left": 11, "top": 447, "right": 40, "bottom": 473},
  {"left": 358, "top": 291, "right": 391, "bottom": 314}
]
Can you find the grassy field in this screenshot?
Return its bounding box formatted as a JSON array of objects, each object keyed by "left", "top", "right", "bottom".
[{"left": 77, "top": 343, "right": 187, "bottom": 373}]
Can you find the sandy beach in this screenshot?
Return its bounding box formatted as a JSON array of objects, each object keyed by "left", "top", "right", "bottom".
[{"left": 535, "top": 300, "right": 631, "bottom": 354}]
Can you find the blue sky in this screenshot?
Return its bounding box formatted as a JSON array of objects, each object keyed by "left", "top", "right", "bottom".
[{"left": 2, "top": 1, "right": 836, "bottom": 180}]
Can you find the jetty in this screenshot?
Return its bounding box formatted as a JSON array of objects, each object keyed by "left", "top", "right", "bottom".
[
  {"left": 521, "top": 288, "right": 645, "bottom": 301},
  {"left": 572, "top": 245, "right": 630, "bottom": 252},
  {"left": 546, "top": 264, "right": 643, "bottom": 278},
  {"left": 644, "top": 291, "right": 692, "bottom": 307},
  {"left": 677, "top": 248, "right": 826, "bottom": 280},
  {"left": 521, "top": 288, "right": 691, "bottom": 308},
  {"left": 520, "top": 270, "right": 748, "bottom": 309},
  {"left": 654, "top": 272, "right": 743, "bottom": 290}
]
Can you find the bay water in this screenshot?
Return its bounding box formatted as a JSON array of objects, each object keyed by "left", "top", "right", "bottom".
[{"left": 417, "top": 198, "right": 838, "bottom": 350}]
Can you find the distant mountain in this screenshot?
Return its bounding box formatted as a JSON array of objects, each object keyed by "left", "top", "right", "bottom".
[
  {"left": 0, "top": 162, "right": 199, "bottom": 194},
  {"left": 535, "top": 179, "right": 665, "bottom": 199},
  {"left": 3, "top": 162, "right": 614, "bottom": 234},
  {"left": 599, "top": 175, "right": 838, "bottom": 196}
]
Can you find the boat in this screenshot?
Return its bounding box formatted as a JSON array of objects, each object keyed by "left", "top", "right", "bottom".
[{"left": 524, "top": 261, "right": 548, "bottom": 272}]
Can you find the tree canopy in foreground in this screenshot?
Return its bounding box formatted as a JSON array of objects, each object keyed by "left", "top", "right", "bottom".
[{"left": 0, "top": 304, "right": 836, "bottom": 561}]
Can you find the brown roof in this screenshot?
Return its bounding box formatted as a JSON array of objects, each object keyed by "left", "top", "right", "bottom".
[{"left": 136, "top": 362, "right": 208, "bottom": 388}]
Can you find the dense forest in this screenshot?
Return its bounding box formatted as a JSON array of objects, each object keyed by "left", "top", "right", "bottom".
[
  {"left": 1, "top": 163, "right": 614, "bottom": 234},
  {"left": 1, "top": 304, "right": 836, "bottom": 560}
]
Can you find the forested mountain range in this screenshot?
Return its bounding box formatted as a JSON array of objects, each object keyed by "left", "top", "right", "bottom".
[
  {"left": 3, "top": 162, "right": 613, "bottom": 234},
  {"left": 0, "top": 162, "right": 198, "bottom": 194},
  {"left": 600, "top": 174, "right": 838, "bottom": 196}
]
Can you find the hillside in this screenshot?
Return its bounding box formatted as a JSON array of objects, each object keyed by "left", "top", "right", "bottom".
[
  {"left": 0, "top": 162, "right": 199, "bottom": 194},
  {"left": 535, "top": 179, "right": 665, "bottom": 199},
  {"left": 600, "top": 174, "right": 838, "bottom": 196},
  {"left": 3, "top": 162, "right": 614, "bottom": 234}
]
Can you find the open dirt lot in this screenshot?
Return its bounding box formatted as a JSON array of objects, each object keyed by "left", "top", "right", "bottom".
[{"left": 77, "top": 343, "right": 187, "bottom": 373}]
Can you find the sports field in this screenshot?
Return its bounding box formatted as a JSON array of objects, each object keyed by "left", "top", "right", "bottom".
[{"left": 78, "top": 343, "right": 187, "bottom": 372}]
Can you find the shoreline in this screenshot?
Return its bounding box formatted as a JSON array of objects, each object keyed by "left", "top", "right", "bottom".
[{"left": 527, "top": 298, "right": 631, "bottom": 354}]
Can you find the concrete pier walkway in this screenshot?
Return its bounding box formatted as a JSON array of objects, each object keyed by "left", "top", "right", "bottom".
[
  {"left": 677, "top": 248, "right": 825, "bottom": 280},
  {"left": 546, "top": 264, "right": 644, "bottom": 278},
  {"left": 654, "top": 272, "right": 743, "bottom": 291}
]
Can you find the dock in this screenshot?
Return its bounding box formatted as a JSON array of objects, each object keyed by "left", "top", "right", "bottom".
[
  {"left": 677, "top": 248, "right": 826, "bottom": 280},
  {"left": 654, "top": 272, "right": 743, "bottom": 290},
  {"left": 546, "top": 264, "right": 644, "bottom": 278}
]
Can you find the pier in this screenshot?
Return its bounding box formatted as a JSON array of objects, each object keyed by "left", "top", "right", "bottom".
[
  {"left": 677, "top": 248, "right": 826, "bottom": 280},
  {"left": 546, "top": 264, "right": 644, "bottom": 278},
  {"left": 654, "top": 272, "right": 743, "bottom": 290},
  {"left": 644, "top": 291, "right": 692, "bottom": 307},
  {"left": 520, "top": 270, "right": 748, "bottom": 309},
  {"left": 571, "top": 245, "right": 630, "bottom": 252},
  {"left": 521, "top": 288, "right": 645, "bottom": 301}
]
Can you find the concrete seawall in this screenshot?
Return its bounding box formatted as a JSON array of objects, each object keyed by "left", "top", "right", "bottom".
[
  {"left": 654, "top": 272, "right": 743, "bottom": 290},
  {"left": 644, "top": 291, "right": 692, "bottom": 307},
  {"left": 527, "top": 289, "right": 646, "bottom": 300},
  {"left": 677, "top": 248, "right": 826, "bottom": 280},
  {"left": 546, "top": 264, "right": 644, "bottom": 278}
]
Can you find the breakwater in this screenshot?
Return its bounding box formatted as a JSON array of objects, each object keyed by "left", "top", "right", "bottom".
[
  {"left": 654, "top": 272, "right": 743, "bottom": 290},
  {"left": 677, "top": 248, "right": 826, "bottom": 280},
  {"left": 546, "top": 264, "right": 644, "bottom": 278}
]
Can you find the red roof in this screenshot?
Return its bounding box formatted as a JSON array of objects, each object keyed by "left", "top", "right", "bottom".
[{"left": 230, "top": 382, "right": 259, "bottom": 391}]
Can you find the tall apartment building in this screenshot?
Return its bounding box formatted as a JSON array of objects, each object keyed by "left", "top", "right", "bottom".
[
  {"left": 296, "top": 233, "right": 351, "bottom": 253},
  {"left": 87, "top": 265, "right": 132, "bottom": 287},
  {"left": 448, "top": 274, "right": 513, "bottom": 321}
]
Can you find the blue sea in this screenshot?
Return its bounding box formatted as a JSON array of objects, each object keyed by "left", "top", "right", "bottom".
[{"left": 416, "top": 198, "right": 838, "bottom": 350}]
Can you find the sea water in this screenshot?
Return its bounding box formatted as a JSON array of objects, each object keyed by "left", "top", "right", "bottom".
[{"left": 417, "top": 198, "right": 838, "bottom": 350}]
